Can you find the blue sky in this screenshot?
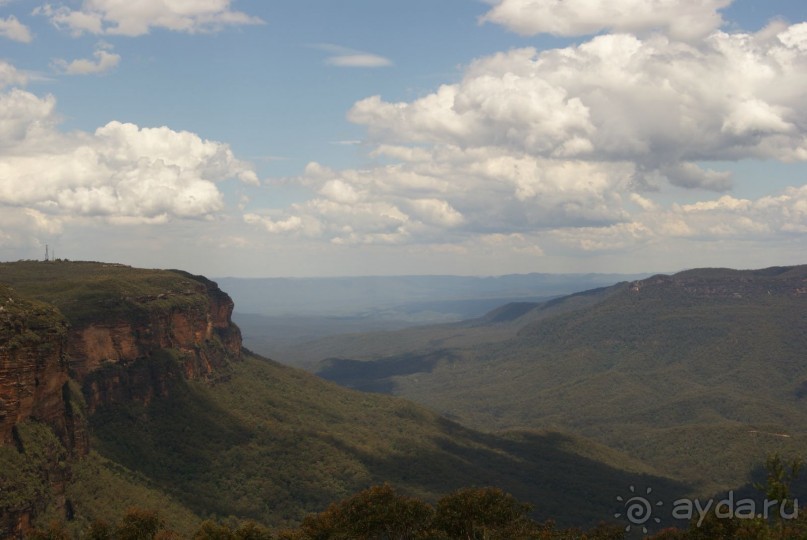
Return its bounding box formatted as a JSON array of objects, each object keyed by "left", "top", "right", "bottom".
[{"left": 0, "top": 0, "right": 805, "bottom": 276}]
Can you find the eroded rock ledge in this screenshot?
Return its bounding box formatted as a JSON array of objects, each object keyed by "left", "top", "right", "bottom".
[{"left": 0, "top": 262, "right": 243, "bottom": 536}]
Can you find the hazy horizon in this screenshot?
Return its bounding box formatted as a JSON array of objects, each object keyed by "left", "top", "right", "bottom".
[{"left": 0, "top": 254, "right": 796, "bottom": 280}]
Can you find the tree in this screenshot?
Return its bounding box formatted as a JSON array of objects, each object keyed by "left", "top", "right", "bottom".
[
  {"left": 85, "top": 519, "right": 113, "bottom": 540},
  {"left": 115, "top": 508, "right": 165, "bottom": 540},
  {"left": 233, "top": 520, "right": 275, "bottom": 540},
  {"left": 755, "top": 454, "right": 802, "bottom": 515},
  {"left": 755, "top": 453, "right": 804, "bottom": 537},
  {"left": 192, "top": 520, "right": 274, "bottom": 540},
  {"left": 26, "top": 521, "right": 71, "bottom": 540},
  {"left": 194, "top": 520, "right": 236, "bottom": 540},
  {"left": 299, "top": 484, "right": 434, "bottom": 540},
  {"left": 432, "top": 487, "right": 536, "bottom": 540}
]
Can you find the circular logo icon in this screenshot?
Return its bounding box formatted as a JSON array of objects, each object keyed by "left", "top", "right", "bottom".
[{"left": 615, "top": 485, "right": 663, "bottom": 533}]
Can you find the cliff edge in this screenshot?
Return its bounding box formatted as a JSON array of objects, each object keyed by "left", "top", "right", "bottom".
[{"left": 0, "top": 261, "right": 242, "bottom": 536}]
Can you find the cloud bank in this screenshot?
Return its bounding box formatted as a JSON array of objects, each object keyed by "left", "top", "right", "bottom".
[
  {"left": 247, "top": 21, "right": 807, "bottom": 252},
  {"left": 0, "top": 79, "right": 258, "bottom": 238}
]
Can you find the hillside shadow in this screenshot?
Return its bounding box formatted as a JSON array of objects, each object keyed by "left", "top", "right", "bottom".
[
  {"left": 90, "top": 373, "right": 254, "bottom": 518},
  {"left": 309, "top": 420, "right": 692, "bottom": 530},
  {"left": 709, "top": 462, "right": 807, "bottom": 510},
  {"left": 316, "top": 349, "right": 458, "bottom": 392}
]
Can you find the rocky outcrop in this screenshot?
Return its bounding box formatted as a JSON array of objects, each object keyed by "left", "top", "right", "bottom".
[
  {"left": 0, "top": 287, "right": 82, "bottom": 538},
  {"left": 65, "top": 300, "right": 240, "bottom": 377},
  {"left": 0, "top": 264, "right": 243, "bottom": 536},
  {"left": 628, "top": 265, "right": 807, "bottom": 298},
  {"left": 0, "top": 266, "right": 243, "bottom": 438},
  {"left": 64, "top": 272, "right": 242, "bottom": 411},
  {"left": 0, "top": 286, "right": 78, "bottom": 450}
]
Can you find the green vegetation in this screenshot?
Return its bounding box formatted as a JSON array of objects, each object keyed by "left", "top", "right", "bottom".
[
  {"left": 27, "top": 480, "right": 807, "bottom": 539},
  {"left": 25, "top": 486, "right": 629, "bottom": 539},
  {"left": 4, "top": 351, "right": 683, "bottom": 536},
  {"left": 303, "top": 266, "right": 807, "bottom": 496},
  {"left": 84, "top": 353, "right": 685, "bottom": 528},
  {"left": 60, "top": 452, "right": 203, "bottom": 536},
  {"left": 6, "top": 261, "right": 807, "bottom": 538},
  {"left": 0, "top": 283, "right": 68, "bottom": 348},
  {"left": 29, "top": 508, "right": 175, "bottom": 540},
  {"left": 0, "top": 422, "right": 68, "bottom": 518},
  {"left": 0, "top": 261, "right": 214, "bottom": 326}
]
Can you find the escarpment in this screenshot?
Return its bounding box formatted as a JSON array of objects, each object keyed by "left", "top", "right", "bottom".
[
  {"left": 0, "top": 263, "right": 241, "bottom": 410},
  {"left": 64, "top": 274, "right": 242, "bottom": 410},
  {"left": 0, "top": 284, "right": 84, "bottom": 538},
  {"left": 0, "top": 261, "right": 243, "bottom": 536},
  {"left": 0, "top": 285, "right": 73, "bottom": 447}
]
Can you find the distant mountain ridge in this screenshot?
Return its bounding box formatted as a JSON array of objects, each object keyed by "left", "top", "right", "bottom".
[
  {"left": 227, "top": 272, "right": 651, "bottom": 366},
  {"left": 471, "top": 284, "right": 620, "bottom": 326},
  {"left": 310, "top": 264, "right": 807, "bottom": 496},
  {"left": 217, "top": 272, "right": 651, "bottom": 317}
]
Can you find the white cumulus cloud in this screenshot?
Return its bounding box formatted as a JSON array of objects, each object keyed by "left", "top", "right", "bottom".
[
  {"left": 327, "top": 54, "right": 392, "bottom": 68},
  {"left": 0, "top": 15, "right": 32, "bottom": 42},
  {"left": 481, "top": 0, "right": 732, "bottom": 41},
  {"left": 54, "top": 44, "right": 121, "bottom": 75},
  {"left": 246, "top": 21, "right": 807, "bottom": 254},
  {"left": 349, "top": 24, "right": 807, "bottom": 187},
  {"left": 247, "top": 152, "right": 631, "bottom": 246},
  {"left": 0, "top": 208, "right": 63, "bottom": 248},
  {"left": 0, "top": 88, "right": 258, "bottom": 226},
  {"left": 36, "top": 0, "right": 263, "bottom": 37},
  {"left": 550, "top": 185, "right": 807, "bottom": 253},
  {"left": 0, "top": 60, "right": 28, "bottom": 88}
]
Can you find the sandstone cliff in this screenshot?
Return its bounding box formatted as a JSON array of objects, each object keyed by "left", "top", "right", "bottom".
[
  {"left": 0, "top": 262, "right": 243, "bottom": 537},
  {"left": 0, "top": 262, "right": 243, "bottom": 428},
  {"left": 65, "top": 271, "right": 242, "bottom": 411},
  {"left": 0, "top": 285, "right": 73, "bottom": 448},
  {"left": 0, "top": 284, "right": 82, "bottom": 538}
]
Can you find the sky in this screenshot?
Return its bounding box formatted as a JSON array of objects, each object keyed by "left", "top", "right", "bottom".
[{"left": 0, "top": 0, "right": 805, "bottom": 277}]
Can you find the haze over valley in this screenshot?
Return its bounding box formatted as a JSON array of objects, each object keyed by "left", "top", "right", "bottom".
[{"left": 224, "top": 272, "right": 650, "bottom": 364}]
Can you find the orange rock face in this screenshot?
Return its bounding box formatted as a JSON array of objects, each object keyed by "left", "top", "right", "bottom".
[
  {"left": 0, "top": 294, "right": 81, "bottom": 537},
  {"left": 0, "top": 275, "right": 242, "bottom": 443},
  {"left": 67, "top": 279, "right": 243, "bottom": 411},
  {"left": 0, "top": 275, "right": 241, "bottom": 538},
  {"left": 0, "top": 271, "right": 243, "bottom": 536},
  {"left": 0, "top": 295, "right": 74, "bottom": 448}
]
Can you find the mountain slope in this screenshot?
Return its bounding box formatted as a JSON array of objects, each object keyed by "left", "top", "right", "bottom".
[
  {"left": 310, "top": 265, "right": 807, "bottom": 495},
  {"left": 0, "top": 260, "right": 683, "bottom": 536},
  {"left": 88, "top": 352, "right": 686, "bottom": 530},
  {"left": 0, "top": 260, "right": 244, "bottom": 537}
]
